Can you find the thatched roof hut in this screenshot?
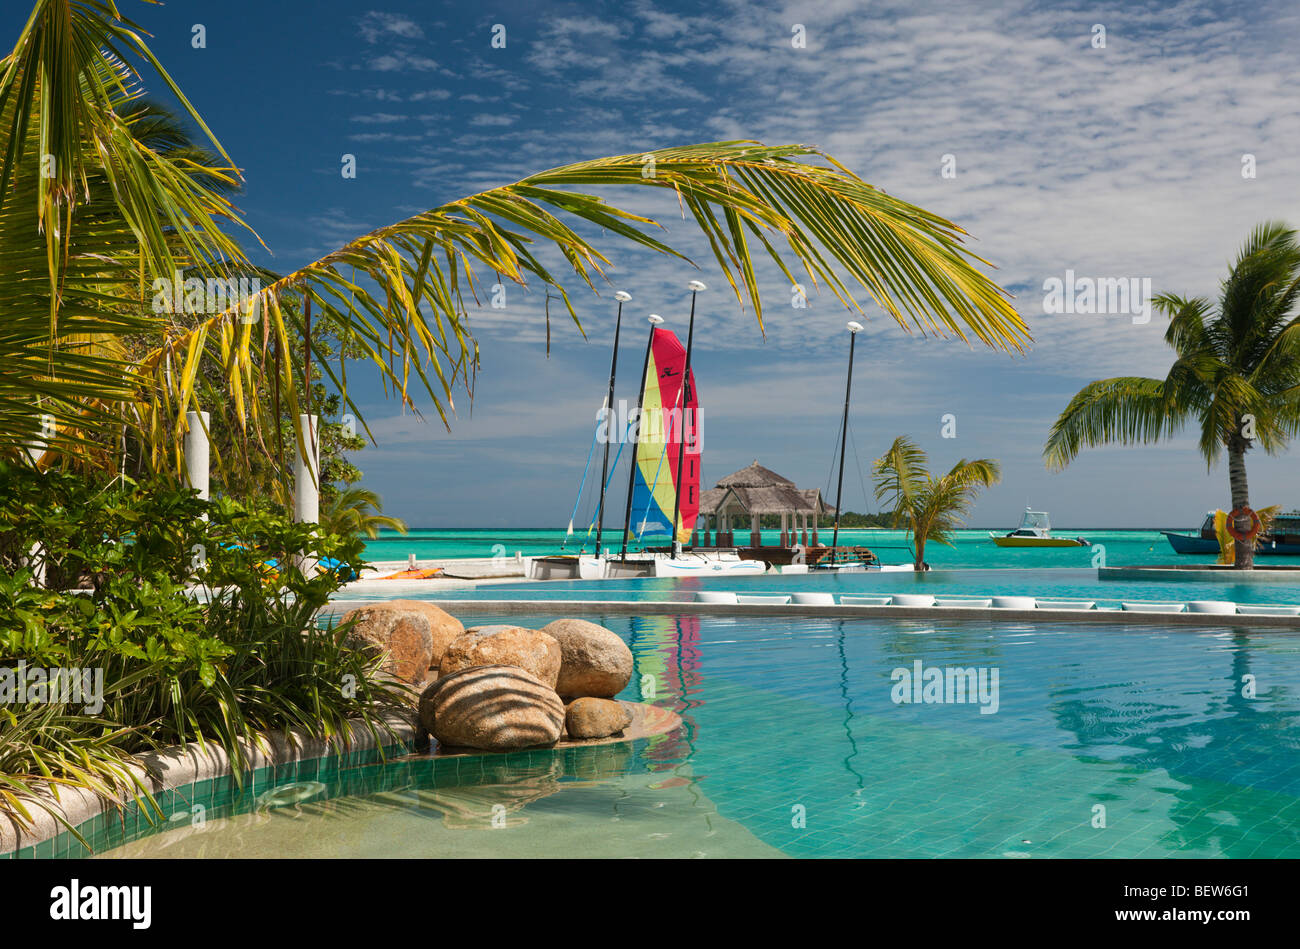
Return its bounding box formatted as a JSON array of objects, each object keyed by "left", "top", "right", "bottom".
[{"left": 696, "top": 462, "right": 829, "bottom": 547}]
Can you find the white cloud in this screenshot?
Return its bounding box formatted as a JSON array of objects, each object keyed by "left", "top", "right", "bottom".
[
  {"left": 366, "top": 52, "right": 440, "bottom": 72},
  {"left": 358, "top": 11, "right": 424, "bottom": 44}
]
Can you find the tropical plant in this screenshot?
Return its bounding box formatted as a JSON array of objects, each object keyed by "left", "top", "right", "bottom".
[
  {"left": 322, "top": 486, "right": 406, "bottom": 540},
  {"left": 872, "top": 436, "right": 1001, "bottom": 569},
  {"left": 3, "top": 0, "right": 1030, "bottom": 490},
  {"left": 1044, "top": 222, "right": 1300, "bottom": 568},
  {"left": 0, "top": 6, "right": 249, "bottom": 459},
  {"left": 0, "top": 463, "right": 407, "bottom": 847}
]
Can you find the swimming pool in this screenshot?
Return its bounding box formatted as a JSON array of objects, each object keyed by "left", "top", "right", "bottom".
[
  {"left": 93, "top": 612, "right": 1300, "bottom": 858},
  {"left": 343, "top": 567, "right": 1300, "bottom": 610}
]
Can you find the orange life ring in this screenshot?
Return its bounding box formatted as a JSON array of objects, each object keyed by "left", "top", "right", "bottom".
[{"left": 1226, "top": 506, "right": 1262, "bottom": 542}]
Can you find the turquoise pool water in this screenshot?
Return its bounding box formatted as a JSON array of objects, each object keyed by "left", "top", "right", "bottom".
[
  {"left": 344, "top": 567, "right": 1300, "bottom": 610},
  {"left": 362, "top": 528, "right": 1295, "bottom": 568},
  {"left": 91, "top": 612, "right": 1300, "bottom": 858}
]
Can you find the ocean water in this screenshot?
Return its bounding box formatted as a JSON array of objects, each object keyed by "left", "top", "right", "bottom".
[
  {"left": 361, "top": 527, "right": 1299, "bottom": 569},
  {"left": 91, "top": 612, "right": 1300, "bottom": 859}
]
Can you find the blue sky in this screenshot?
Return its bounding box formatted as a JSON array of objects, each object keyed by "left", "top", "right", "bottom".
[{"left": 111, "top": 0, "right": 1300, "bottom": 527}]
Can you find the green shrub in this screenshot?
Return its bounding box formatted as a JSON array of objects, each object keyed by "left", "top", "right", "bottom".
[{"left": 0, "top": 462, "right": 408, "bottom": 847}]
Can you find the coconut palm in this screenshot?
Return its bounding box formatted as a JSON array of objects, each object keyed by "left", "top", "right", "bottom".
[
  {"left": 872, "top": 436, "right": 1001, "bottom": 569},
  {"left": 321, "top": 487, "right": 406, "bottom": 540},
  {"left": 1044, "top": 222, "right": 1300, "bottom": 568},
  {"left": 2, "top": 0, "right": 1031, "bottom": 489},
  {"left": 0, "top": 30, "right": 248, "bottom": 461}
]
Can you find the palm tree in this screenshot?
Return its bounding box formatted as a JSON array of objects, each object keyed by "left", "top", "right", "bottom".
[
  {"left": 321, "top": 487, "right": 406, "bottom": 540},
  {"left": 1044, "top": 222, "right": 1300, "bottom": 569},
  {"left": 872, "top": 436, "right": 1001, "bottom": 569},
  {"left": 2, "top": 0, "right": 1031, "bottom": 490}
]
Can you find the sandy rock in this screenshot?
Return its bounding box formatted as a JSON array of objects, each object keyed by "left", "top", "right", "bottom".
[
  {"left": 339, "top": 603, "right": 435, "bottom": 685},
  {"left": 565, "top": 697, "right": 634, "bottom": 739},
  {"left": 541, "top": 619, "right": 634, "bottom": 698},
  {"left": 431, "top": 666, "right": 564, "bottom": 751},
  {"left": 439, "top": 625, "right": 561, "bottom": 688},
  {"left": 370, "top": 600, "right": 463, "bottom": 668}
]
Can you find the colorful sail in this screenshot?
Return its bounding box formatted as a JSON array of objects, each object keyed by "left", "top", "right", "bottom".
[{"left": 630, "top": 329, "right": 700, "bottom": 542}]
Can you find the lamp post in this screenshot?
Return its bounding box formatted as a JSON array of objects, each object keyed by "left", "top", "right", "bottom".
[
  {"left": 831, "top": 321, "right": 863, "bottom": 552},
  {"left": 594, "top": 290, "right": 631, "bottom": 557},
  {"left": 670, "top": 280, "right": 706, "bottom": 557}
]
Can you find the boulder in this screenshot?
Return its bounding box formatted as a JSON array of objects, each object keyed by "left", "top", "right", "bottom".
[
  {"left": 430, "top": 666, "right": 564, "bottom": 751},
  {"left": 339, "top": 602, "right": 437, "bottom": 686},
  {"left": 565, "top": 697, "right": 633, "bottom": 739},
  {"left": 540, "top": 619, "right": 633, "bottom": 698},
  {"left": 372, "top": 600, "right": 463, "bottom": 667},
  {"left": 417, "top": 677, "right": 446, "bottom": 736},
  {"left": 439, "top": 625, "right": 561, "bottom": 689}
]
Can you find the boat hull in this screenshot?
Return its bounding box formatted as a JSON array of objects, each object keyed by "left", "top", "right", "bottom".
[
  {"left": 652, "top": 558, "right": 767, "bottom": 577},
  {"left": 1161, "top": 530, "right": 1300, "bottom": 556},
  {"left": 528, "top": 555, "right": 606, "bottom": 580},
  {"left": 990, "top": 535, "right": 1087, "bottom": 548}
]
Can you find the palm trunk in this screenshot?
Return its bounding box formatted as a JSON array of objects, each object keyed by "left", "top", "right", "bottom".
[
  {"left": 1227, "top": 436, "right": 1253, "bottom": 570},
  {"left": 913, "top": 517, "right": 927, "bottom": 570}
]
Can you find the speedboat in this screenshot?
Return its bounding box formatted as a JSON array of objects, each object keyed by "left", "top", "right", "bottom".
[{"left": 989, "top": 509, "right": 1089, "bottom": 548}]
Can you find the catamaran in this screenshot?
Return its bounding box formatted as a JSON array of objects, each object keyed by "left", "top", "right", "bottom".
[
  {"left": 531, "top": 284, "right": 763, "bottom": 580},
  {"left": 989, "top": 508, "right": 1089, "bottom": 548}
]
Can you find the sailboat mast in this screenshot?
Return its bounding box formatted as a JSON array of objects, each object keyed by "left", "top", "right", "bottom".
[
  {"left": 620, "top": 314, "right": 663, "bottom": 559},
  {"left": 594, "top": 291, "right": 630, "bottom": 556},
  {"left": 831, "top": 321, "right": 863, "bottom": 550},
  {"left": 670, "top": 281, "right": 705, "bottom": 557}
]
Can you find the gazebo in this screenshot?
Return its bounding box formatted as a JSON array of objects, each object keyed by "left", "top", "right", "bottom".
[{"left": 693, "top": 461, "right": 832, "bottom": 549}]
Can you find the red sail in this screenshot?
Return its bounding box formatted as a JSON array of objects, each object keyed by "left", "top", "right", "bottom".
[{"left": 630, "top": 330, "right": 700, "bottom": 542}]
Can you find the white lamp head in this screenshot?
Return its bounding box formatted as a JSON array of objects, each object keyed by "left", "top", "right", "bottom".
[
  {"left": 648, "top": 313, "right": 664, "bottom": 325},
  {"left": 614, "top": 290, "right": 632, "bottom": 302},
  {"left": 687, "top": 280, "right": 708, "bottom": 292},
  {"left": 847, "top": 320, "right": 864, "bottom": 333}
]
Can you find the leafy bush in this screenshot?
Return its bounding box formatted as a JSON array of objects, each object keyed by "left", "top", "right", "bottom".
[{"left": 0, "top": 462, "right": 407, "bottom": 846}]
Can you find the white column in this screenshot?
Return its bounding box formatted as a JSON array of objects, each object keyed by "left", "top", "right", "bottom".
[
  {"left": 184, "top": 411, "right": 211, "bottom": 501},
  {"left": 27, "top": 425, "right": 48, "bottom": 586},
  {"left": 294, "top": 414, "right": 320, "bottom": 523}
]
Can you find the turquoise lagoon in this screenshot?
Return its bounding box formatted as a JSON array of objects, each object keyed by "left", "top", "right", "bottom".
[{"left": 361, "top": 527, "right": 1257, "bottom": 568}]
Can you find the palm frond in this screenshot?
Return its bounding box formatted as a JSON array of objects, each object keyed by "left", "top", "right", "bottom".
[
  {"left": 1043, "top": 377, "right": 1181, "bottom": 470},
  {"left": 135, "top": 142, "right": 1029, "bottom": 476},
  {"left": 872, "top": 434, "right": 930, "bottom": 525}
]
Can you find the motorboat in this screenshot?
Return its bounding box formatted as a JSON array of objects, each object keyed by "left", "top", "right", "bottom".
[{"left": 989, "top": 509, "right": 1089, "bottom": 548}]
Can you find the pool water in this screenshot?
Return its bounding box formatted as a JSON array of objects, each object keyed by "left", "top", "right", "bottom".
[
  {"left": 95, "top": 613, "right": 1300, "bottom": 858},
  {"left": 344, "top": 567, "right": 1300, "bottom": 610}
]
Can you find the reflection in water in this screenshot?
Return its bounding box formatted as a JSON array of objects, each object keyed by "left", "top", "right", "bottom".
[
  {"left": 835, "top": 623, "right": 865, "bottom": 795},
  {"left": 1049, "top": 628, "right": 1300, "bottom": 856},
  {"left": 256, "top": 781, "right": 327, "bottom": 810},
  {"left": 628, "top": 614, "right": 700, "bottom": 769}
]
